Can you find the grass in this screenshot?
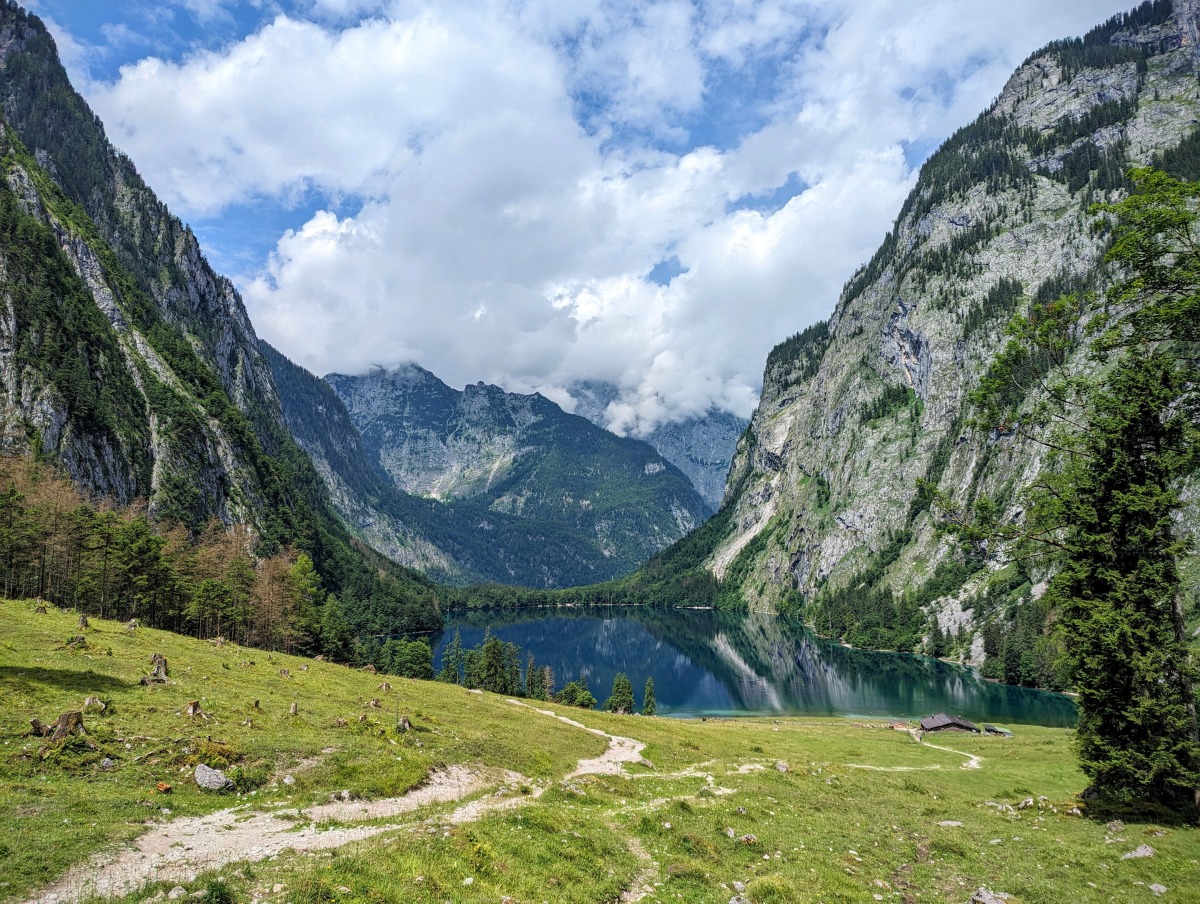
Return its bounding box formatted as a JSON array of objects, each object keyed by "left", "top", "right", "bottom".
[{"left": 2, "top": 598, "right": 1199, "bottom": 903}]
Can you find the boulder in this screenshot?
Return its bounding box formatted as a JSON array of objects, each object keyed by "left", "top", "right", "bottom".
[
  {"left": 194, "top": 763, "right": 233, "bottom": 792},
  {"left": 1122, "top": 844, "right": 1155, "bottom": 860},
  {"left": 970, "top": 889, "right": 1011, "bottom": 904}
]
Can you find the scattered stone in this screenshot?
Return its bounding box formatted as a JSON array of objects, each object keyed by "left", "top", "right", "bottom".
[
  {"left": 970, "top": 889, "right": 1011, "bottom": 904},
  {"left": 338, "top": 888, "right": 350, "bottom": 894},
  {"left": 332, "top": 790, "right": 351, "bottom": 801},
  {"left": 1122, "top": 845, "right": 1155, "bottom": 860},
  {"left": 1106, "top": 820, "right": 1124, "bottom": 834},
  {"left": 938, "top": 821, "right": 963, "bottom": 827},
  {"left": 663, "top": 822, "right": 672, "bottom": 830},
  {"left": 1150, "top": 884, "right": 1167, "bottom": 896},
  {"left": 725, "top": 827, "right": 736, "bottom": 838},
  {"left": 1017, "top": 797, "right": 1035, "bottom": 810},
  {"left": 272, "top": 884, "right": 285, "bottom": 894},
  {"left": 300, "top": 665, "right": 308, "bottom": 671},
  {"left": 732, "top": 881, "right": 745, "bottom": 893},
  {"left": 194, "top": 763, "right": 233, "bottom": 792},
  {"left": 167, "top": 887, "right": 187, "bottom": 900},
  {"left": 100, "top": 757, "right": 115, "bottom": 770},
  {"left": 775, "top": 761, "right": 789, "bottom": 773},
  {"left": 736, "top": 807, "right": 747, "bottom": 815},
  {"left": 729, "top": 897, "right": 749, "bottom": 904},
  {"left": 739, "top": 834, "right": 758, "bottom": 845},
  {"left": 282, "top": 775, "right": 295, "bottom": 786},
  {"left": 462, "top": 877, "right": 473, "bottom": 886},
  {"left": 82, "top": 696, "right": 105, "bottom": 712},
  {"left": 1066, "top": 807, "right": 1083, "bottom": 817},
  {"left": 377, "top": 682, "right": 392, "bottom": 692},
  {"left": 289, "top": 702, "right": 298, "bottom": 716}
]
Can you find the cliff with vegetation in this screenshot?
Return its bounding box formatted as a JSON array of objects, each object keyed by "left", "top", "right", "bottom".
[
  {"left": 0, "top": 1, "right": 440, "bottom": 637},
  {"left": 657, "top": 0, "right": 1200, "bottom": 678}
]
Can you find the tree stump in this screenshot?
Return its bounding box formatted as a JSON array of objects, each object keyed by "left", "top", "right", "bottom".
[
  {"left": 300, "top": 664, "right": 308, "bottom": 671},
  {"left": 124, "top": 619, "right": 139, "bottom": 631},
  {"left": 82, "top": 696, "right": 105, "bottom": 712},
  {"left": 289, "top": 702, "right": 299, "bottom": 716},
  {"left": 368, "top": 698, "right": 381, "bottom": 708},
  {"left": 31, "top": 711, "right": 86, "bottom": 741},
  {"left": 77, "top": 613, "right": 89, "bottom": 629},
  {"left": 185, "top": 700, "right": 205, "bottom": 719},
  {"left": 377, "top": 682, "right": 392, "bottom": 692},
  {"left": 141, "top": 653, "right": 169, "bottom": 685},
  {"left": 361, "top": 664, "right": 377, "bottom": 674},
  {"left": 241, "top": 718, "right": 253, "bottom": 728},
  {"left": 397, "top": 716, "right": 412, "bottom": 733},
  {"left": 314, "top": 655, "right": 325, "bottom": 662},
  {"left": 252, "top": 699, "right": 260, "bottom": 710},
  {"left": 335, "top": 717, "right": 348, "bottom": 728},
  {"left": 214, "top": 636, "right": 226, "bottom": 647},
  {"left": 34, "top": 597, "right": 46, "bottom": 614}
]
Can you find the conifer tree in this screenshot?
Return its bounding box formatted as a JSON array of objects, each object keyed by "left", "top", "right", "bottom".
[
  {"left": 605, "top": 672, "right": 634, "bottom": 714},
  {"left": 642, "top": 676, "right": 656, "bottom": 716},
  {"left": 438, "top": 628, "right": 464, "bottom": 684}
]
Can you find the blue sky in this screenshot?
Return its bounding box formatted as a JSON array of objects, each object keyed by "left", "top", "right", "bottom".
[{"left": 34, "top": 0, "right": 1133, "bottom": 433}]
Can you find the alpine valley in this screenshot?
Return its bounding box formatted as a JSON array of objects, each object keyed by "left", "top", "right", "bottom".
[{"left": 3, "top": 0, "right": 1200, "bottom": 900}]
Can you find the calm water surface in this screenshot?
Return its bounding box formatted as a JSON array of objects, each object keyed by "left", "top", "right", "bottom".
[{"left": 432, "top": 606, "right": 1076, "bottom": 727}]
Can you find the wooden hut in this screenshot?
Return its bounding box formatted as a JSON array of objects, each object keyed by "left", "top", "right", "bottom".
[{"left": 918, "top": 713, "right": 980, "bottom": 733}]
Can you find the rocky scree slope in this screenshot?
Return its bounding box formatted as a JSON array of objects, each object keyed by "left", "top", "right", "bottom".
[
  {"left": 322, "top": 365, "right": 710, "bottom": 585},
  {"left": 0, "top": 2, "right": 439, "bottom": 630},
  {"left": 685, "top": 0, "right": 1200, "bottom": 657}
]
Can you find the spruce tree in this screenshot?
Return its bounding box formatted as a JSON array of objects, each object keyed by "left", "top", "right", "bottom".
[
  {"left": 642, "top": 676, "right": 656, "bottom": 716},
  {"left": 438, "top": 628, "right": 464, "bottom": 684},
  {"left": 605, "top": 672, "right": 635, "bottom": 714}
]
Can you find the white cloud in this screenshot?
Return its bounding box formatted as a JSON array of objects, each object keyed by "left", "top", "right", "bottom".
[{"left": 76, "top": 0, "right": 1135, "bottom": 432}]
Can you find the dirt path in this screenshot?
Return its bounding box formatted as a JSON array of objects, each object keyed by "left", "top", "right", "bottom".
[
  {"left": 23, "top": 765, "right": 511, "bottom": 904},
  {"left": 506, "top": 700, "right": 648, "bottom": 777},
  {"left": 26, "top": 704, "right": 653, "bottom": 904},
  {"left": 916, "top": 735, "right": 983, "bottom": 769}
]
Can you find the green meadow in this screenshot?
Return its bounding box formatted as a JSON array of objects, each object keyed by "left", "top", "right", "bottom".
[{"left": 2, "top": 598, "right": 1197, "bottom": 904}]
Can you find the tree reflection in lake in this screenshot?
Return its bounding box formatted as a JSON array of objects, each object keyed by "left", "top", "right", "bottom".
[{"left": 433, "top": 606, "right": 1076, "bottom": 726}]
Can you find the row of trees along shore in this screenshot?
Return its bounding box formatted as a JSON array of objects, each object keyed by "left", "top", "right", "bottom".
[{"left": 434, "top": 628, "right": 656, "bottom": 714}]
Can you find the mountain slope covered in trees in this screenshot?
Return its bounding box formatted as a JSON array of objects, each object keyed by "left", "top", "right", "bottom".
[{"left": 0, "top": 1, "right": 440, "bottom": 640}]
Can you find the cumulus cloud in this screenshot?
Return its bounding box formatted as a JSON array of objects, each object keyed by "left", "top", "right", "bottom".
[{"left": 77, "top": 0, "right": 1133, "bottom": 433}]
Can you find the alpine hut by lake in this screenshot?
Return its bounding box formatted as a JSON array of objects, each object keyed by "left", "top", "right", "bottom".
[{"left": 919, "top": 713, "right": 980, "bottom": 733}]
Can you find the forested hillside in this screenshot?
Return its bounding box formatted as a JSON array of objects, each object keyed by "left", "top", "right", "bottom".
[{"left": 0, "top": 2, "right": 441, "bottom": 638}]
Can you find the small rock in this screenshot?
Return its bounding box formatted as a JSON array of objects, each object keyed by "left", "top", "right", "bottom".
[
  {"left": 1066, "top": 807, "right": 1083, "bottom": 817},
  {"left": 662, "top": 822, "right": 672, "bottom": 830},
  {"left": 99, "top": 757, "right": 115, "bottom": 770},
  {"left": 1122, "top": 844, "right": 1155, "bottom": 860},
  {"left": 282, "top": 775, "right": 295, "bottom": 786},
  {"left": 729, "top": 897, "right": 749, "bottom": 904},
  {"left": 195, "top": 763, "right": 233, "bottom": 792},
  {"left": 337, "top": 887, "right": 350, "bottom": 894},
  {"left": 970, "top": 889, "right": 1011, "bottom": 904},
  {"left": 1150, "top": 884, "right": 1167, "bottom": 896},
  {"left": 724, "top": 827, "right": 736, "bottom": 838},
  {"left": 739, "top": 834, "right": 758, "bottom": 845},
  {"left": 332, "top": 790, "right": 351, "bottom": 801},
  {"left": 732, "top": 881, "right": 745, "bottom": 893},
  {"left": 1106, "top": 820, "right": 1125, "bottom": 834},
  {"left": 462, "top": 877, "right": 474, "bottom": 886},
  {"left": 938, "top": 820, "right": 963, "bottom": 827},
  {"left": 1017, "top": 797, "right": 1035, "bottom": 810},
  {"left": 775, "top": 761, "right": 789, "bottom": 773},
  {"left": 736, "top": 806, "right": 747, "bottom": 815},
  {"left": 167, "top": 888, "right": 187, "bottom": 900},
  {"left": 272, "top": 885, "right": 285, "bottom": 894}
]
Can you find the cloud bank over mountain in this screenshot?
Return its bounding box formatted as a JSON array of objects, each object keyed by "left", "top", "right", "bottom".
[{"left": 43, "top": 0, "right": 1129, "bottom": 434}]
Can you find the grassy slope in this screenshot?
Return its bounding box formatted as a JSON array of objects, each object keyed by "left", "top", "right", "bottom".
[{"left": 2, "top": 599, "right": 1198, "bottom": 904}]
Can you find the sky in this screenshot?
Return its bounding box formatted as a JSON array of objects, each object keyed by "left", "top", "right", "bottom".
[{"left": 33, "top": 0, "right": 1132, "bottom": 435}]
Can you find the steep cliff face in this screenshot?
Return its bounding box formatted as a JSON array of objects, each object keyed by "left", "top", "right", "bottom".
[
  {"left": 0, "top": 2, "right": 440, "bottom": 633},
  {"left": 324, "top": 365, "right": 710, "bottom": 582},
  {"left": 703, "top": 1, "right": 1200, "bottom": 645},
  {"left": 569, "top": 380, "right": 747, "bottom": 512}
]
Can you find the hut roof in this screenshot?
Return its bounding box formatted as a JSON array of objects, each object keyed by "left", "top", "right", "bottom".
[{"left": 919, "top": 713, "right": 980, "bottom": 732}]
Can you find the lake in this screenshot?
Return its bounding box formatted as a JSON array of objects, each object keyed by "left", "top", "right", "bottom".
[{"left": 432, "top": 606, "right": 1077, "bottom": 727}]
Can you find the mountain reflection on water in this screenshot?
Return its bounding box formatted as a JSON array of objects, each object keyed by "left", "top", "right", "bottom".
[{"left": 432, "top": 607, "right": 1076, "bottom": 727}]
